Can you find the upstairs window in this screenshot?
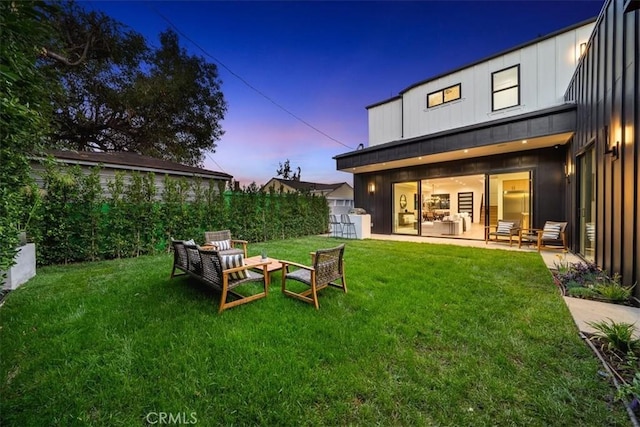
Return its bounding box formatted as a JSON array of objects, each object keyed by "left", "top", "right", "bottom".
[
  {"left": 427, "top": 83, "right": 461, "bottom": 108},
  {"left": 492, "top": 65, "right": 520, "bottom": 111}
]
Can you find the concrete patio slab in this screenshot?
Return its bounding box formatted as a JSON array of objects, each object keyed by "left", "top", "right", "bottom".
[{"left": 563, "top": 296, "right": 640, "bottom": 338}]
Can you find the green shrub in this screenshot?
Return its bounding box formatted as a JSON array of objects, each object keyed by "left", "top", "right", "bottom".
[
  {"left": 568, "top": 287, "right": 598, "bottom": 299},
  {"left": 31, "top": 164, "right": 329, "bottom": 266},
  {"left": 587, "top": 319, "right": 640, "bottom": 354},
  {"left": 616, "top": 372, "right": 640, "bottom": 402},
  {"left": 596, "top": 282, "right": 635, "bottom": 302}
]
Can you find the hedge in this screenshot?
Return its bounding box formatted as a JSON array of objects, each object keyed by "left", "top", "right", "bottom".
[{"left": 28, "top": 164, "right": 330, "bottom": 265}]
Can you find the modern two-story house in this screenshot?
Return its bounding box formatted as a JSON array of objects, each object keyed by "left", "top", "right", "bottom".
[{"left": 335, "top": 0, "right": 638, "bottom": 295}]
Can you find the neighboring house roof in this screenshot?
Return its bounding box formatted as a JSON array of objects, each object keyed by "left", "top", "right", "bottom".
[
  {"left": 263, "top": 178, "right": 352, "bottom": 196},
  {"left": 38, "top": 150, "right": 232, "bottom": 180}
]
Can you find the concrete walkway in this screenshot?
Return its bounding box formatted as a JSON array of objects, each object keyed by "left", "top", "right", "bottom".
[{"left": 369, "top": 234, "right": 640, "bottom": 337}]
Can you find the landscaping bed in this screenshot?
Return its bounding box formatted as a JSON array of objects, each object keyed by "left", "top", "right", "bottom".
[{"left": 551, "top": 256, "right": 639, "bottom": 423}]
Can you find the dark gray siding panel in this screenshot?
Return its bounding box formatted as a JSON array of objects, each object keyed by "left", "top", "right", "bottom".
[
  {"left": 565, "top": 0, "right": 639, "bottom": 295},
  {"left": 336, "top": 106, "right": 577, "bottom": 170}
]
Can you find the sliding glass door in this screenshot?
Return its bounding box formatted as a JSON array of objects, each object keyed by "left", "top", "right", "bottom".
[
  {"left": 578, "top": 148, "right": 595, "bottom": 261},
  {"left": 393, "top": 181, "right": 419, "bottom": 235},
  {"left": 487, "top": 171, "right": 532, "bottom": 229}
]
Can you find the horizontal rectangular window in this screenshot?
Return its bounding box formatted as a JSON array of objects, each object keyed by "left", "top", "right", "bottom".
[
  {"left": 492, "top": 65, "right": 519, "bottom": 111},
  {"left": 427, "top": 83, "right": 461, "bottom": 108}
]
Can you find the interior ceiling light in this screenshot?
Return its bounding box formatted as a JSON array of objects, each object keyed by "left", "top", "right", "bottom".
[
  {"left": 522, "top": 140, "right": 527, "bottom": 144},
  {"left": 464, "top": 149, "right": 469, "bottom": 153}
]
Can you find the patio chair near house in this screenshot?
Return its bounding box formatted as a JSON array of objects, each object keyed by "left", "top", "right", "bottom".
[
  {"left": 280, "top": 244, "right": 347, "bottom": 309},
  {"left": 485, "top": 219, "right": 521, "bottom": 246},
  {"left": 204, "top": 230, "right": 248, "bottom": 257},
  {"left": 519, "top": 221, "right": 568, "bottom": 252}
]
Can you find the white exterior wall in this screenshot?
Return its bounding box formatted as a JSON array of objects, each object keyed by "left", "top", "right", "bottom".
[
  {"left": 368, "top": 22, "right": 595, "bottom": 146},
  {"left": 368, "top": 98, "right": 403, "bottom": 146}
]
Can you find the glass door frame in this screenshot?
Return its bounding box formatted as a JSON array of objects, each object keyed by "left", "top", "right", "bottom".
[
  {"left": 392, "top": 181, "right": 420, "bottom": 235},
  {"left": 485, "top": 170, "right": 533, "bottom": 230},
  {"left": 577, "top": 143, "right": 596, "bottom": 261}
]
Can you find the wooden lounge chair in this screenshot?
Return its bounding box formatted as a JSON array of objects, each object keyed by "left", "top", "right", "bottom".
[
  {"left": 519, "top": 221, "right": 568, "bottom": 252},
  {"left": 204, "top": 230, "right": 248, "bottom": 257},
  {"left": 485, "top": 219, "right": 521, "bottom": 246},
  {"left": 280, "top": 244, "right": 347, "bottom": 309}
]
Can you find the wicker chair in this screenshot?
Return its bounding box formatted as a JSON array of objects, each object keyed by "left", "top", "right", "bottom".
[
  {"left": 280, "top": 244, "right": 347, "bottom": 309},
  {"left": 169, "top": 239, "right": 189, "bottom": 279},
  {"left": 179, "top": 244, "right": 269, "bottom": 313},
  {"left": 519, "top": 221, "right": 568, "bottom": 252},
  {"left": 203, "top": 230, "right": 247, "bottom": 257},
  {"left": 485, "top": 219, "right": 521, "bottom": 246}
]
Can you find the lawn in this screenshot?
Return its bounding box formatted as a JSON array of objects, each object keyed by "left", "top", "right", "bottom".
[{"left": 0, "top": 237, "right": 629, "bottom": 426}]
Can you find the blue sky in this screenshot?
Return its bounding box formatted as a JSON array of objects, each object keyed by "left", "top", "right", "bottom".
[{"left": 85, "top": 0, "right": 603, "bottom": 186}]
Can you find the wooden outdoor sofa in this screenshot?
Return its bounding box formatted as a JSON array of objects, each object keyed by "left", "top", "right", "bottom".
[{"left": 170, "top": 239, "right": 269, "bottom": 313}]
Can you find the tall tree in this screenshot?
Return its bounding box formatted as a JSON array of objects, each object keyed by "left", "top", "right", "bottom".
[
  {"left": 46, "top": 2, "right": 227, "bottom": 166},
  {"left": 276, "top": 159, "right": 301, "bottom": 181}
]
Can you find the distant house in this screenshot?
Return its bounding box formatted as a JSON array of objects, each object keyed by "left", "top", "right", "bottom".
[
  {"left": 31, "top": 150, "right": 232, "bottom": 200},
  {"left": 262, "top": 178, "right": 354, "bottom": 215}
]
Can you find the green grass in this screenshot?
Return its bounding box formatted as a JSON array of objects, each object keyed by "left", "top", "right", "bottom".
[{"left": 0, "top": 237, "right": 629, "bottom": 426}]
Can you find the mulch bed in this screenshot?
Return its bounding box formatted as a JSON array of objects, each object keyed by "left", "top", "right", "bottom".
[{"left": 583, "top": 332, "right": 640, "bottom": 419}]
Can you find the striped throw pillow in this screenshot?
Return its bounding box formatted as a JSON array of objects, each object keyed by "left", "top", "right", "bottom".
[
  {"left": 542, "top": 223, "right": 562, "bottom": 240},
  {"left": 496, "top": 221, "right": 514, "bottom": 234},
  {"left": 221, "top": 254, "right": 247, "bottom": 280},
  {"left": 210, "top": 239, "right": 232, "bottom": 251}
]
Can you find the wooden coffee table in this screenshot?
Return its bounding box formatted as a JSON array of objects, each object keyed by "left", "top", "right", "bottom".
[{"left": 244, "top": 256, "right": 283, "bottom": 285}]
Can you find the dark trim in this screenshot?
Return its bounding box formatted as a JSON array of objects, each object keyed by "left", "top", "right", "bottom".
[
  {"left": 335, "top": 104, "right": 576, "bottom": 170},
  {"left": 366, "top": 95, "right": 403, "bottom": 110},
  {"left": 427, "top": 83, "right": 462, "bottom": 108},
  {"left": 624, "top": 0, "right": 640, "bottom": 12},
  {"left": 576, "top": 136, "right": 597, "bottom": 157},
  {"left": 491, "top": 64, "right": 521, "bottom": 111}
]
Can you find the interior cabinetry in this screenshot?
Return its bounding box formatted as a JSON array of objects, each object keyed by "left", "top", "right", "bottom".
[{"left": 503, "top": 179, "right": 529, "bottom": 192}]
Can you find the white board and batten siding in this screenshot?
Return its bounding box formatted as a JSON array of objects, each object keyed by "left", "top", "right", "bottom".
[
  {"left": 368, "top": 22, "right": 595, "bottom": 147},
  {"left": 368, "top": 98, "right": 403, "bottom": 146}
]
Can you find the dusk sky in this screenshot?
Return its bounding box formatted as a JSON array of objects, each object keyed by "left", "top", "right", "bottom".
[{"left": 86, "top": 0, "right": 603, "bottom": 187}]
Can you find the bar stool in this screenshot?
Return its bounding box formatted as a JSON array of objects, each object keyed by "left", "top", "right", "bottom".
[
  {"left": 340, "top": 214, "right": 357, "bottom": 239},
  {"left": 329, "top": 215, "right": 342, "bottom": 237}
]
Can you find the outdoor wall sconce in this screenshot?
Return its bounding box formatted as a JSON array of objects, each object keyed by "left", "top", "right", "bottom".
[
  {"left": 579, "top": 42, "right": 587, "bottom": 56},
  {"left": 564, "top": 162, "right": 573, "bottom": 183},
  {"left": 604, "top": 125, "right": 620, "bottom": 160},
  {"left": 368, "top": 183, "right": 375, "bottom": 195}
]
